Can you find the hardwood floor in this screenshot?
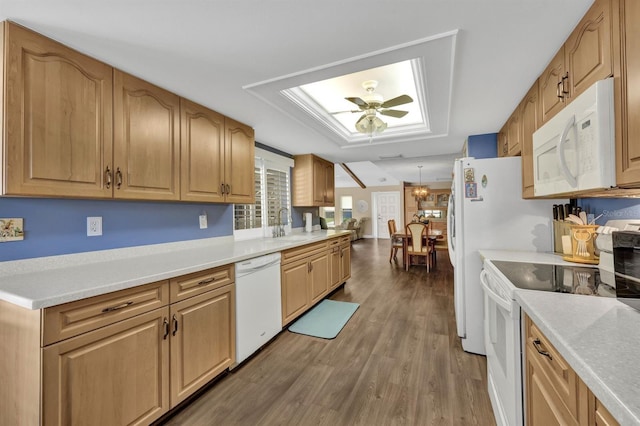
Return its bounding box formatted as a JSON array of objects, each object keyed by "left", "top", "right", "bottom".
[{"left": 162, "top": 239, "right": 496, "bottom": 426}]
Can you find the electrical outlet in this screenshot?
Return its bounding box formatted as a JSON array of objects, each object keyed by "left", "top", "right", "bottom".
[
  {"left": 87, "top": 217, "right": 102, "bottom": 236},
  {"left": 199, "top": 214, "right": 208, "bottom": 229}
]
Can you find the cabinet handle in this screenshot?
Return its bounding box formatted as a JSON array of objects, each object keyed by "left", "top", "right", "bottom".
[
  {"left": 105, "top": 166, "right": 112, "bottom": 189},
  {"left": 198, "top": 277, "right": 215, "bottom": 286},
  {"left": 561, "top": 73, "right": 569, "bottom": 97},
  {"left": 172, "top": 314, "right": 179, "bottom": 336},
  {"left": 307, "top": 262, "right": 311, "bottom": 273},
  {"left": 221, "top": 183, "right": 226, "bottom": 195},
  {"left": 225, "top": 184, "right": 231, "bottom": 195},
  {"left": 557, "top": 80, "right": 563, "bottom": 99},
  {"left": 532, "top": 338, "right": 552, "bottom": 360},
  {"left": 163, "top": 317, "right": 169, "bottom": 340},
  {"left": 115, "top": 167, "right": 123, "bottom": 189},
  {"left": 101, "top": 301, "right": 133, "bottom": 313}
]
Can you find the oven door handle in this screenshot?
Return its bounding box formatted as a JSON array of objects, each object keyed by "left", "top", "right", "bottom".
[{"left": 480, "top": 270, "right": 512, "bottom": 313}]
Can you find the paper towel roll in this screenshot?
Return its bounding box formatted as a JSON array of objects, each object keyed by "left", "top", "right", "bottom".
[{"left": 305, "top": 213, "right": 313, "bottom": 232}]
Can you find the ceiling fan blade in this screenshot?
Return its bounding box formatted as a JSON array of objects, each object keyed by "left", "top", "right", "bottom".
[
  {"left": 380, "top": 109, "right": 408, "bottom": 118},
  {"left": 330, "top": 110, "right": 360, "bottom": 114},
  {"left": 381, "top": 94, "right": 413, "bottom": 108},
  {"left": 345, "top": 97, "right": 368, "bottom": 108}
]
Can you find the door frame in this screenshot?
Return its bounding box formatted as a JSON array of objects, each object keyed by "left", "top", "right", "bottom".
[{"left": 372, "top": 191, "right": 401, "bottom": 239}]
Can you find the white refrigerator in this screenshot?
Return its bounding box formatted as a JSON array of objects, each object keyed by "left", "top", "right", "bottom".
[{"left": 447, "top": 156, "right": 561, "bottom": 355}]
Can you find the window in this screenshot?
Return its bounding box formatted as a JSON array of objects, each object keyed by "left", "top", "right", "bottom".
[
  {"left": 341, "top": 196, "right": 353, "bottom": 221},
  {"left": 234, "top": 148, "right": 293, "bottom": 239},
  {"left": 320, "top": 207, "right": 335, "bottom": 227}
]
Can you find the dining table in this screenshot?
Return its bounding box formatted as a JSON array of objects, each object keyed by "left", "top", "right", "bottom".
[{"left": 393, "top": 230, "right": 443, "bottom": 270}]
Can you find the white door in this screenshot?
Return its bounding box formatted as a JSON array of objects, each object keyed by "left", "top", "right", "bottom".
[{"left": 373, "top": 191, "right": 400, "bottom": 239}]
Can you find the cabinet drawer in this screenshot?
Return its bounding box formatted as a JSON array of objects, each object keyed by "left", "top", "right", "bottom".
[
  {"left": 281, "top": 241, "right": 328, "bottom": 264},
  {"left": 170, "top": 265, "right": 234, "bottom": 303},
  {"left": 525, "top": 317, "right": 581, "bottom": 419},
  {"left": 43, "top": 280, "right": 169, "bottom": 346},
  {"left": 328, "top": 237, "right": 342, "bottom": 248}
]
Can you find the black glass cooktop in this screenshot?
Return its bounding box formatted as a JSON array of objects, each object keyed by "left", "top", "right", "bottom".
[{"left": 491, "top": 260, "right": 615, "bottom": 297}]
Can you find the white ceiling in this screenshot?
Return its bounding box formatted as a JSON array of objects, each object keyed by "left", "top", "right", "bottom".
[{"left": 0, "top": 0, "right": 595, "bottom": 187}]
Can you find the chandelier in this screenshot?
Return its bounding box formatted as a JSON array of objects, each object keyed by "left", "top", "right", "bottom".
[{"left": 412, "top": 165, "right": 428, "bottom": 202}]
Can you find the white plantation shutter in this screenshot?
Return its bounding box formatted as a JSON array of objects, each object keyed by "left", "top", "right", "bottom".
[
  {"left": 234, "top": 151, "right": 292, "bottom": 233},
  {"left": 234, "top": 165, "right": 262, "bottom": 230},
  {"left": 265, "top": 167, "right": 290, "bottom": 226}
]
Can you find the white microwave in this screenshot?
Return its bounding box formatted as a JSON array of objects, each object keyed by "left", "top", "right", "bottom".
[{"left": 533, "top": 78, "right": 615, "bottom": 197}]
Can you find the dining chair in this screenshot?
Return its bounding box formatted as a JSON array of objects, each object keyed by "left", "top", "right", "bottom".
[
  {"left": 387, "top": 219, "right": 403, "bottom": 262},
  {"left": 405, "top": 222, "right": 433, "bottom": 272}
]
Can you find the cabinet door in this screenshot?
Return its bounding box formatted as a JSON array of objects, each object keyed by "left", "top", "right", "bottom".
[
  {"left": 507, "top": 109, "right": 522, "bottom": 156},
  {"left": 224, "top": 118, "right": 256, "bottom": 204},
  {"left": 565, "top": 0, "right": 613, "bottom": 99},
  {"left": 616, "top": 0, "right": 640, "bottom": 186},
  {"left": 3, "top": 22, "right": 113, "bottom": 198},
  {"left": 281, "top": 260, "right": 310, "bottom": 325},
  {"left": 309, "top": 253, "right": 329, "bottom": 305},
  {"left": 113, "top": 70, "right": 180, "bottom": 201},
  {"left": 521, "top": 81, "right": 540, "bottom": 198},
  {"left": 329, "top": 248, "right": 341, "bottom": 290},
  {"left": 170, "top": 285, "right": 235, "bottom": 406},
  {"left": 340, "top": 243, "right": 351, "bottom": 283},
  {"left": 540, "top": 48, "right": 566, "bottom": 124},
  {"left": 525, "top": 348, "right": 578, "bottom": 426},
  {"left": 323, "top": 161, "right": 335, "bottom": 204},
  {"left": 180, "top": 98, "right": 225, "bottom": 202},
  {"left": 42, "top": 308, "right": 170, "bottom": 426},
  {"left": 313, "top": 158, "right": 327, "bottom": 204},
  {"left": 497, "top": 127, "right": 509, "bottom": 158}
]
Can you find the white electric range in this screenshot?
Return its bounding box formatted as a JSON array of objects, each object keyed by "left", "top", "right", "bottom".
[{"left": 480, "top": 254, "right": 615, "bottom": 426}]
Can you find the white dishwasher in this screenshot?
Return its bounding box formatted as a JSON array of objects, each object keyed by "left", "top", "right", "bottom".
[{"left": 233, "top": 252, "right": 282, "bottom": 367}]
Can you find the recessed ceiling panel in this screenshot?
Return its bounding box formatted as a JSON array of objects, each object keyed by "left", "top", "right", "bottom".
[{"left": 244, "top": 30, "right": 457, "bottom": 149}]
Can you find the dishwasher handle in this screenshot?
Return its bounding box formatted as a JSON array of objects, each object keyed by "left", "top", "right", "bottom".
[{"left": 235, "top": 253, "right": 282, "bottom": 276}]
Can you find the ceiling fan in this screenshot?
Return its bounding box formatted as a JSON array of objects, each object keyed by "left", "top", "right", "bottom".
[{"left": 333, "top": 80, "right": 413, "bottom": 135}]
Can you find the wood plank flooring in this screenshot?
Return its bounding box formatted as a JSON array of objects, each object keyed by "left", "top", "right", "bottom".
[{"left": 162, "top": 239, "right": 496, "bottom": 426}]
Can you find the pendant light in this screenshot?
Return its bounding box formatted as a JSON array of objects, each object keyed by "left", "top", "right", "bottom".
[{"left": 413, "top": 165, "right": 428, "bottom": 202}]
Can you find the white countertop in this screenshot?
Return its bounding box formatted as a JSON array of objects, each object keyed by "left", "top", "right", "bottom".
[
  {"left": 480, "top": 249, "right": 640, "bottom": 425},
  {"left": 0, "top": 230, "right": 350, "bottom": 310}
]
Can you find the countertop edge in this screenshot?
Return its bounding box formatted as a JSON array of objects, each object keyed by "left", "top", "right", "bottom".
[{"left": 0, "top": 230, "right": 352, "bottom": 310}]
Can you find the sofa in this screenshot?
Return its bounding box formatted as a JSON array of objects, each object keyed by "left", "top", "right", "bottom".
[{"left": 336, "top": 217, "right": 368, "bottom": 241}]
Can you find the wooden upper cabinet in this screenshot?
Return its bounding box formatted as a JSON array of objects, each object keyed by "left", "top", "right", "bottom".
[
  {"left": 565, "top": 0, "right": 613, "bottom": 99},
  {"left": 2, "top": 21, "right": 113, "bottom": 198},
  {"left": 224, "top": 118, "right": 256, "bottom": 204},
  {"left": 180, "top": 98, "right": 225, "bottom": 202},
  {"left": 293, "top": 154, "right": 335, "bottom": 207},
  {"left": 113, "top": 70, "right": 181, "bottom": 201},
  {"left": 540, "top": 48, "right": 566, "bottom": 124},
  {"left": 497, "top": 127, "right": 509, "bottom": 158},
  {"left": 506, "top": 108, "right": 522, "bottom": 156},
  {"left": 520, "top": 80, "right": 540, "bottom": 198},
  {"left": 616, "top": 0, "right": 640, "bottom": 186}
]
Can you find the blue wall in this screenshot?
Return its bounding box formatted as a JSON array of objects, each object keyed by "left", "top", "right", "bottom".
[
  {"left": 578, "top": 198, "right": 640, "bottom": 225},
  {"left": 0, "top": 198, "right": 234, "bottom": 261},
  {"left": 467, "top": 133, "right": 498, "bottom": 159}
]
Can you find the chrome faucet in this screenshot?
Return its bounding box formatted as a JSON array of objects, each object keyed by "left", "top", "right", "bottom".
[{"left": 274, "top": 207, "right": 288, "bottom": 237}]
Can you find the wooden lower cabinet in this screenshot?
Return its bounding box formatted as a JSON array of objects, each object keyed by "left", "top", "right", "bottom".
[
  {"left": 0, "top": 267, "right": 237, "bottom": 425},
  {"left": 43, "top": 308, "right": 171, "bottom": 425},
  {"left": 281, "top": 258, "right": 312, "bottom": 325},
  {"left": 309, "top": 252, "right": 330, "bottom": 305},
  {"left": 340, "top": 241, "right": 351, "bottom": 283},
  {"left": 281, "top": 236, "right": 351, "bottom": 326},
  {"left": 170, "top": 284, "right": 235, "bottom": 406},
  {"left": 524, "top": 314, "right": 619, "bottom": 426}
]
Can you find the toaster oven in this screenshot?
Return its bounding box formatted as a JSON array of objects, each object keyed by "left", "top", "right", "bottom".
[{"left": 613, "top": 230, "right": 640, "bottom": 311}]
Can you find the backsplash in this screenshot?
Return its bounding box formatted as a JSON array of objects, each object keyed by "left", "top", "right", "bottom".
[
  {"left": 578, "top": 198, "right": 640, "bottom": 225},
  {"left": 0, "top": 197, "right": 315, "bottom": 262},
  {"left": 0, "top": 198, "right": 233, "bottom": 261}
]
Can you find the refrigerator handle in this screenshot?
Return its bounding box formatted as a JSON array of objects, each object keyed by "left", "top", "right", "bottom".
[
  {"left": 447, "top": 190, "right": 455, "bottom": 267},
  {"left": 556, "top": 114, "right": 578, "bottom": 188}
]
